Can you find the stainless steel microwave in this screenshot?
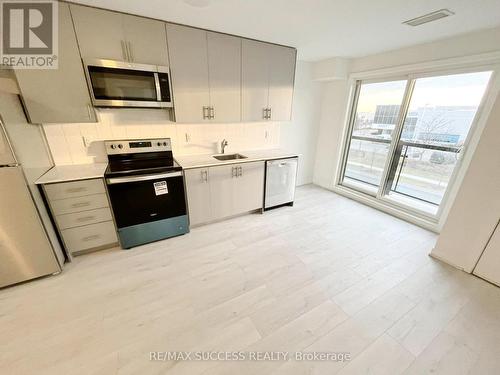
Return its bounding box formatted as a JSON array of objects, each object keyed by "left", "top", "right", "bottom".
[{"left": 84, "top": 59, "right": 173, "bottom": 108}]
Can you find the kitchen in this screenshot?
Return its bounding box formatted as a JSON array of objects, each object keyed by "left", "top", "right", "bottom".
[
  {"left": 1, "top": 1, "right": 500, "bottom": 374},
  {"left": 2, "top": 1, "right": 302, "bottom": 267}
]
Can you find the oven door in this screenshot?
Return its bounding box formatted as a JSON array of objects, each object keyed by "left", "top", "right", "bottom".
[
  {"left": 106, "top": 171, "right": 186, "bottom": 229},
  {"left": 85, "top": 59, "right": 172, "bottom": 108},
  {"left": 106, "top": 171, "right": 188, "bottom": 248}
]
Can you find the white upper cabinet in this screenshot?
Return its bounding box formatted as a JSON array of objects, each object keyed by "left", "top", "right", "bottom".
[
  {"left": 242, "top": 40, "right": 296, "bottom": 122},
  {"left": 70, "top": 5, "right": 125, "bottom": 61},
  {"left": 267, "top": 45, "right": 296, "bottom": 122},
  {"left": 122, "top": 14, "right": 169, "bottom": 66},
  {"left": 15, "top": 3, "right": 96, "bottom": 124},
  {"left": 206, "top": 32, "right": 241, "bottom": 122},
  {"left": 167, "top": 26, "right": 242, "bottom": 123},
  {"left": 166, "top": 24, "right": 210, "bottom": 123},
  {"left": 242, "top": 40, "right": 270, "bottom": 122},
  {"left": 17, "top": 4, "right": 295, "bottom": 124},
  {"left": 170, "top": 27, "right": 294, "bottom": 123},
  {"left": 70, "top": 5, "right": 168, "bottom": 65}
]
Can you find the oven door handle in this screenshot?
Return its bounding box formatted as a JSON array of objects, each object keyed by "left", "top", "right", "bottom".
[{"left": 106, "top": 171, "right": 182, "bottom": 184}]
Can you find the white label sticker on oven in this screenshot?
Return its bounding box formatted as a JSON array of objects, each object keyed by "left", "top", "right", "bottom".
[{"left": 153, "top": 181, "right": 168, "bottom": 195}]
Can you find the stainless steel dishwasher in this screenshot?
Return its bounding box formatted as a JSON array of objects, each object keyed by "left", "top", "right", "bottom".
[{"left": 264, "top": 157, "right": 298, "bottom": 210}]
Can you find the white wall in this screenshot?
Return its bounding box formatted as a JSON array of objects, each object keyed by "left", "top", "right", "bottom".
[
  {"left": 431, "top": 94, "right": 500, "bottom": 272},
  {"left": 312, "top": 79, "right": 350, "bottom": 188},
  {"left": 43, "top": 61, "right": 322, "bottom": 185},
  {"left": 280, "top": 61, "right": 322, "bottom": 185},
  {"left": 350, "top": 27, "right": 500, "bottom": 73}
]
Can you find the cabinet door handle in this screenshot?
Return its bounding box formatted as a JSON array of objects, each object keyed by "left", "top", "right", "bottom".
[
  {"left": 121, "top": 40, "right": 128, "bottom": 61},
  {"left": 268, "top": 107, "right": 272, "bottom": 120},
  {"left": 238, "top": 166, "right": 242, "bottom": 177},
  {"left": 77, "top": 215, "right": 96, "bottom": 223},
  {"left": 262, "top": 108, "right": 267, "bottom": 120},
  {"left": 82, "top": 234, "right": 100, "bottom": 242},
  {"left": 202, "top": 106, "right": 209, "bottom": 120},
  {"left": 127, "top": 41, "right": 134, "bottom": 62},
  {"left": 66, "top": 187, "right": 86, "bottom": 194},
  {"left": 72, "top": 201, "right": 91, "bottom": 208},
  {"left": 201, "top": 170, "right": 208, "bottom": 182},
  {"left": 231, "top": 167, "right": 236, "bottom": 178}
]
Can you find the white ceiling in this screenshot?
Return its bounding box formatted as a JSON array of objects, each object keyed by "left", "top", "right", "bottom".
[{"left": 70, "top": 0, "right": 500, "bottom": 61}]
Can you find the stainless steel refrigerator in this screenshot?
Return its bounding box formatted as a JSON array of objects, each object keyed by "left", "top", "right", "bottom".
[{"left": 0, "top": 87, "right": 63, "bottom": 288}]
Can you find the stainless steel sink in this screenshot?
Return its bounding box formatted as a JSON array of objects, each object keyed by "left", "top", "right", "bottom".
[{"left": 213, "top": 153, "right": 247, "bottom": 161}]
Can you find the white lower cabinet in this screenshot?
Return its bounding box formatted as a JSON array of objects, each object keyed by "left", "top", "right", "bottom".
[
  {"left": 209, "top": 164, "right": 239, "bottom": 220},
  {"left": 61, "top": 221, "right": 117, "bottom": 254},
  {"left": 43, "top": 179, "right": 118, "bottom": 256},
  {"left": 50, "top": 194, "right": 109, "bottom": 216},
  {"left": 232, "top": 162, "right": 265, "bottom": 213},
  {"left": 56, "top": 207, "right": 113, "bottom": 230},
  {"left": 184, "top": 168, "right": 212, "bottom": 226},
  {"left": 185, "top": 162, "right": 265, "bottom": 226}
]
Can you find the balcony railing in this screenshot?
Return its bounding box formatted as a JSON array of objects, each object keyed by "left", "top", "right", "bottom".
[{"left": 347, "top": 135, "right": 462, "bottom": 205}]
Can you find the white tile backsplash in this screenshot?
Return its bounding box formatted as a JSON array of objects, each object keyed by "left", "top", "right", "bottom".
[{"left": 43, "top": 108, "right": 281, "bottom": 165}]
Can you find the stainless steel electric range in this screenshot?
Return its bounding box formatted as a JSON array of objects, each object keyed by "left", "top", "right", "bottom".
[{"left": 104, "top": 138, "right": 188, "bottom": 249}]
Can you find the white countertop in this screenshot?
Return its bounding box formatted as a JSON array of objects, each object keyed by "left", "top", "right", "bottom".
[
  {"left": 34, "top": 150, "right": 298, "bottom": 183},
  {"left": 35, "top": 163, "right": 108, "bottom": 184},
  {"left": 175, "top": 149, "right": 299, "bottom": 169}
]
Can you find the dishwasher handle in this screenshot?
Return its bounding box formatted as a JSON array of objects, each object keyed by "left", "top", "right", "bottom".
[{"left": 267, "top": 157, "right": 298, "bottom": 168}]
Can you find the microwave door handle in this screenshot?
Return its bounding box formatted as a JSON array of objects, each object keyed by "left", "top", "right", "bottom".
[{"left": 154, "top": 73, "right": 162, "bottom": 101}]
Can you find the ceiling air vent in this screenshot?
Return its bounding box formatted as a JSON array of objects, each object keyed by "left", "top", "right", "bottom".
[{"left": 403, "top": 9, "right": 454, "bottom": 27}]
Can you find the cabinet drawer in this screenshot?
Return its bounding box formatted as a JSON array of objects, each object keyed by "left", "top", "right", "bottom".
[
  {"left": 50, "top": 193, "right": 109, "bottom": 215},
  {"left": 61, "top": 221, "right": 117, "bottom": 253},
  {"left": 55, "top": 207, "right": 113, "bottom": 230},
  {"left": 44, "top": 179, "right": 105, "bottom": 201}
]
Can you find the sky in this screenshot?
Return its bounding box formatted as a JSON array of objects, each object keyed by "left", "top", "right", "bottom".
[{"left": 356, "top": 71, "right": 492, "bottom": 113}]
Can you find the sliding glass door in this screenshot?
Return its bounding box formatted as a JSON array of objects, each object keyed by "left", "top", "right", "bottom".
[
  {"left": 343, "top": 80, "right": 408, "bottom": 193},
  {"left": 340, "top": 70, "right": 492, "bottom": 216}
]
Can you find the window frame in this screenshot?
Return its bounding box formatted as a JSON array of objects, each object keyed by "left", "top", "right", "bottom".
[{"left": 336, "top": 65, "right": 496, "bottom": 224}]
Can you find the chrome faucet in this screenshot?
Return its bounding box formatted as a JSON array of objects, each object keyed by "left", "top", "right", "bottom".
[{"left": 221, "top": 139, "right": 228, "bottom": 154}]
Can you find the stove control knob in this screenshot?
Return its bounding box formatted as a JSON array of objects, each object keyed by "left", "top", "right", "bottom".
[
  {"left": 118, "top": 144, "right": 123, "bottom": 149},
  {"left": 110, "top": 144, "right": 116, "bottom": 149},
  {"left": 157, "top": 142, "right": 162, "bottom": 146},
  {"left": 163, "top": 142, "right": 167, "bottom": 146}
]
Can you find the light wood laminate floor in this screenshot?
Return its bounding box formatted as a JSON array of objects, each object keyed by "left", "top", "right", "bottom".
[{"left": 2, "top": 185, "right": 500, "bottom": 374}]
